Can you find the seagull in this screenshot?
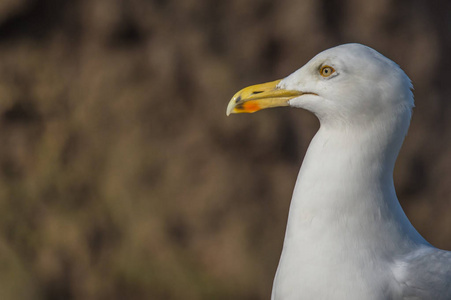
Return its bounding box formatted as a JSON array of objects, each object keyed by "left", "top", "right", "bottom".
[{"left": 226, "top": 44, "right": 451, "bottom": 300}]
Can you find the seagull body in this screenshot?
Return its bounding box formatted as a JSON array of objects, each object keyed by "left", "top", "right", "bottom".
[{"left": 227, "top": 44, "right": 451, "bottom": 299}]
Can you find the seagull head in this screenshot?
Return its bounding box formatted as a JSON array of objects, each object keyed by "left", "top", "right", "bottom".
[{"left": 227, "top": 43, "right": 413, "bottom": 127}]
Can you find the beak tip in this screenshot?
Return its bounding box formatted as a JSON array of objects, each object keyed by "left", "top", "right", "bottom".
[{"left": 226, "top": 100, "right": 235, "bottom": 116}]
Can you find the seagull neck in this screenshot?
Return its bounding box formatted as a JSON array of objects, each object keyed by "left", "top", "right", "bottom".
[
  {"left": 303, "top": 119, "right": 403, "bottom": 190},
  {"left": 286, "top": 112, "right": 420, "bottom": 245}
]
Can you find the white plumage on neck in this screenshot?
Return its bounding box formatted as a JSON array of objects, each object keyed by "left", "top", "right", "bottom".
[{"left": 272, "top": 108, "right": 427, "bottom": 299}]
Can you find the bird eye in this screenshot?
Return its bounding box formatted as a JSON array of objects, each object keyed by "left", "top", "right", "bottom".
[{"left": 320, "top": 65, "right": 335, "bottom": 77}]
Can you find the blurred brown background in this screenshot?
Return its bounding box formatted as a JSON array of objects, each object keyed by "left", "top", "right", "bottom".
[{"left": 0, "top": 0, "right": 450, "bottom": 299}]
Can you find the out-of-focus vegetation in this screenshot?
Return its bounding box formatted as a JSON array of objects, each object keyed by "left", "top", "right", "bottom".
[{"left": 0, "top": 0, "right": 450, "bottom": 299}]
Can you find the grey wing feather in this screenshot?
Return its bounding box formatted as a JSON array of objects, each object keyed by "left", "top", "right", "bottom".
[{"left": 393, "top": 247, "right": 451, "bottom": 299}]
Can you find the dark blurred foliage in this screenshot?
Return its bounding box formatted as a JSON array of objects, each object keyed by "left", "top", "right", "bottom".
[{"left": 0, "top": 0, "right": 450, "bottom": 299}]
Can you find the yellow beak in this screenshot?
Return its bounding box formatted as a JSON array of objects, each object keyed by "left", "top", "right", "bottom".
[{"left": 226, "top": 79, "right": 305, "bottom": 116}]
